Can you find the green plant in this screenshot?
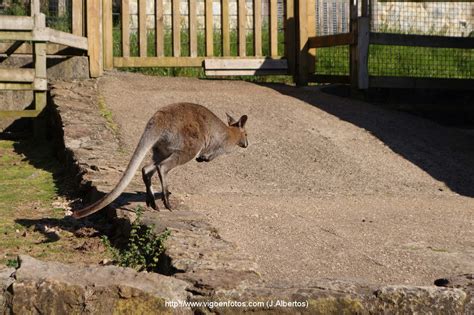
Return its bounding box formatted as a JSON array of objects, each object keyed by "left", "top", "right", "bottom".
[
  {"left": 102, "top": 207, "right": 170, "bottom": 272},
  {"left": 4, "top": 1, "right": 28, "bottom": 16},
  {"left": 5, "top": 258, "right": 18, "bottom": 268}
]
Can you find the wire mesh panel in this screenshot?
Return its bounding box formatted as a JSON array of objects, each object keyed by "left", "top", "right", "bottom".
[{"left": 369, "top": 0, "right": 474, "bottom": 79}]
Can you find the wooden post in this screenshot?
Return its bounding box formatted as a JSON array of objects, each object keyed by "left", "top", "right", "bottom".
[
  {"left": 205, "top": 0, "right": 214, "bottom": 56},
  {"left": 254, "top": 0, "right": 262, "bottom": 56},
  {"left": 156, "top": 0, "right": 164, "bottom": 56},
  {"left": 306, "top": 0, "right": 316, "bottom": 73},
  {"left": 139, "top": 0, "right": 147, "bottom": 57},
  {"left": 122, "top": 0, "right": 130, "bottom": 57},
  {"left": 87, "top": 0, "right": 103, "bottom": 77},
  {"left": 285, "top": 0, "right": 295, "bottom": 75},
  {"left": 269, "top": 0, "right": 278, "bottom": 57},
  {"left": 103, "top": 0, "right": 113, "bottom": 70},
  {"left": 357, "top": 17, "right": 369, "bottom": 89},
  {"left": 33, "top": 12, "right": 47, "bottom": 112},
  {"left": 222, "top": 0, "right": 230, "bottom": 56},
  {"left": 72, "top": 0, "right": 84, "bottom": 36},
  {"left": 349, "top": 0, "right": 358, "bottom": 89},
  {"left": 190, "top": 0, "right": 198, "bottom": 57},
  {"left": 30, "top": 0, "right": 40, "bottom": 16},
  {"left": 238, "top": 0, "right": 246, "bottom": 56},
  {"left": 295, "top": 0, "right": 308, "bottom": 86},
  {"left": 173, "top": 0, "right": 181, "bottom": 57}
]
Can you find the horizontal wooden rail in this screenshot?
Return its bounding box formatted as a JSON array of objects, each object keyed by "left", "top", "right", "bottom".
[
  {"left": 370, "top": 33, "right": 474, "bottom": 49},
  {"left": 308, "top": 33, "right": 355, "bottom": 48},
  {"left": 0, "top": 30, "right": 88, "bottom": 50},
  {"left": 0, "top": 42, "right": 84, "bottom": 55},
  {"left": 0, "top": 16, "right": 34, "bottom": 30},
  {"left": 205, "top": 58, "right": 288, "bottom": 76},
  {"left": 114, "top": 57, "right": 205, "bottom": 67},
  {"left": 0, "top": 110, "right": 41, "bottom": 118},
  {"left": 309, "top": 74, "right": 350, "bottom": 84},
  {"left": 0, "top": 82, "right": 33, "bottom": 90},
  {"left": 0, "top": 68, "right": 35, "bottom": 82},
  {"left": 369, "top": 76, "right": 474, "bottom": 90}
]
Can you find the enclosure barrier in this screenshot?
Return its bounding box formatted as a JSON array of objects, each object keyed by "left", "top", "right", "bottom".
[{"left": 303, "top": 0, "right": 474, "bottom": 89}]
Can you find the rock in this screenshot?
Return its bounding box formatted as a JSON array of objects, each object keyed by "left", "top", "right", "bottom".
[
  {"left": 371, "top": 285, "right": 468, "bottom": 314},
  {"left": 3, "top": 255, "right": 191, "bottom": 315},
  {"left": 0, "top": 267, "right": 15, "bottom": 314}
]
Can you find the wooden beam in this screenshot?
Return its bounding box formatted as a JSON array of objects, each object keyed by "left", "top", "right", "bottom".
[
  {"left": 238, "top": 0, "right": 247, "bottom": 56},
  {"left": 87, "top": 0, "right": 103, "bottom": 77},
  {"left": 349, "top": 0, "right": 358, "bottom": 89},
  {"left": 0, "top": 42, "right": 84, "bottom": 55},
  {"left": 222, "top": 0, "right": 230, "bottom": 56},
  {"left": 190, "top": 0, "right": 198, "bottom": 57},
  {"left": 72, "top": 0, "right": 84, "bottom": 36},
  {"left": 0, "top": 68, "right": 35, "bottom": 82},
  {"left": 357, "top": 17, "right": 369, "bottom": 89},
  {"left": 370, "top": 33, "right": 474, "bottom": 49},
  {"left": 285, "top": 0, "right": 295, "bottom": 75},
  {"left": 122, "top": 0, "right": 130, "bottom": 57},
  {"left": 270, "top": 0, "right": 278, "bottom": 57},
  {"left": 205, "top": 0, "right": 214, "bottom": 56},
  {"left": 254, "top": 0, "right": 262, "bottom": 56},
  {"left": 295, "top": 0, "right": 308, "bottom": 86},
  {"left": 205, "top": 69, "right": 288, "bottom": 76},
  {"left": 204, "top": 58, "right": 287, "bottom": 69},
  {"left": 308, "top": 74, "right": 350, "bottom": 84},
  {"left": 306, "top": 0, "right": 316, "bottom": 72},
  {"left": 0, "top": 83, "right": 33, "bottom": 90},
  {"left": 369, "top": 76, "right": 474, "bottom": 90},
  {"left": 156, "top": 0, "right": 164, "bottom": 56},
  {"left": 34, "top": 91, "right": 47, "bottom": 111},
  {"left": 0, "top": 16, "right": 34, "bottom": 30},
  {"left": 308, "top": 33, "right": 354, "bottom": 48},
  {"left": 114, "top": 56, "right": 204, "bottom": 67},
  {"left": 139, "top": 0, "right": 147, "bottom": 57},
  {"left": 45, "top": 28, "right": 88, "bottom": 50},
  {"left": 173, "top": 0, "right": 181, "bottom": 57},
  {"left": 103, "top": 0, "right": 113, "bottom": 69},
  {"left": 30, "top": 0, "right": 40, "bottom": 15}
]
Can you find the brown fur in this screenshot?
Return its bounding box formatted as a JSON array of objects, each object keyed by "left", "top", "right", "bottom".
[{"left": 73, "top": 103, "right": 248, "bottom": 219}]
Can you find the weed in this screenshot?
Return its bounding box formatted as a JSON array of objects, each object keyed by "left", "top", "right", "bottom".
[
  {"left": 97, "top": 95, "right": 119, "bottom": 134},
  {"left": 5, "top": 258, "right": 18, "bottom": 268},
  {"left": 102, "top": 207, "right": 170, "bottom": 272}
]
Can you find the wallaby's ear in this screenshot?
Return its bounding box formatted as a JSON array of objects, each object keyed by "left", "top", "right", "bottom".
[
  {"left": 226, "top": 113, "right": 237, "bottom": 126},
  {"left": 238, "top": 115, "right": 248, "bottom": 128}
]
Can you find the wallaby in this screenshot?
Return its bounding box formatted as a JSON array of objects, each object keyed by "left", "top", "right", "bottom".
[{"left": 72, "top": 102, "right": 248, "bottom": 219}]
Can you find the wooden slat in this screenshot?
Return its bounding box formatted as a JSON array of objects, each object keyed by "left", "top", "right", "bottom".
[
  {"left": 72, "top": 0, "right": 84, "bottom": 36},
  {"left": 222, "top": 0, "right": 230, "bottom": 56},
  {"left": 205, "top": 69, "right": 288, "bottom": 75},
  {"left": 309, "top": 74, "right": 350, "bottom": 84},
  {"left": 114, "top": 56, "right": 204, "bottom": 67},
  {"left": 0, "top": 68, "right": 35, "bottom": 82},
  {"left": 0, "top": 42, "right": 83, "bottom": 55},
  {"left": 369, "top": 76, "right": 474, "bottom": 90},
  {"left": 370, "top": 33, "right": 474, "bottom": 49},
  {"left": 87, "top": 0, "right": 103, "bottom": 77},
  {"left": 139, "top": 0, "right": 147, "bottom": 57},
  {"left": 0, "top": 31, "right": 34, "bottom": 41},
  {"left": 173, "top": 0, "right": 181, "bottom": 56},
  {"left": 103, "top": 0, "right": 113, "bottom": 69},
  {"left": 357, "top": 17, "right": 369, "bottom": 89},
  {"left": 349, "top": 0, "right": 357, "bottom": 89},
  {"left": 156, "top": 0, "right": 164, "bottom": 56},
  {"left": 44, "top": 29, "right": 88, "bottom": 50},
  {"left": 34, "top": 42, "right": 47, "bottom": 81},
  {"left": 285, "top": 0, "right": 295, "bottom": 74},
  {"left": 204, "top": 58, "right": 287, "bottom": 69},
  {"left": 190, "top": 0, "right": 198, "bottom": 57},
  {"left": 308, "top": 33, "right": 354, "bottom": 48},
  {"left": 34, "top": 91, "right": 47, "bottom": 111},
  {"left": 238, "top": 0, "right": 246, "bottom": 56},
  {"left": 205, "top": 0, "right": 213, "bottom": 56},
  {"left": 306, "top": 0, "right": 316, "bottom": 72},
  {"left": 0, "top": 83, "right": 33, "bottom": 90},
  {"left": 122, "top": 0, "right": 130, "bottom": 57},
  {"left": 296, "top": 0, "right": 308, "bottom": 85},
  {"left": 270, "top": 0, "right": 278, "bottom": 57},
  {"left": 0, "top": 16, "right": 34, "bottom": 30},
  {"left": 254, "top": 0, "right": 262, "bottom": 56},
  {"left": 30, "top": 0, "right": 40, "bottom": 15}
]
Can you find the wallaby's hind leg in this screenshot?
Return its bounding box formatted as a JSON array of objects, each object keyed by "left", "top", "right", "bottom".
[
  {"left": 142, "top": 163, "right": 158, "bottom": 210},
  {"left": 157, "top": 153, "right": 186, "bottom": 210}
]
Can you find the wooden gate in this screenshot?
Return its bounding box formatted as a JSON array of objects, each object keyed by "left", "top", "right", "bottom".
[{"left": 98, "top": 0, "right": 313, "bottom": 77}]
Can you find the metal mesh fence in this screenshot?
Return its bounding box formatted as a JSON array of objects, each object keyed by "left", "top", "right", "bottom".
[
  {"left": 0, "top": 0, "right": 72, "bottom": 32},
  {"left": 369, "top": 0, "right": 474, "bottom": 79}
]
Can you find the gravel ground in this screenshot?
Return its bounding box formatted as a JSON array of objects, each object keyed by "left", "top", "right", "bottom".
[{"left": 98, "top": 71, "right": 473, "bottom": 286}]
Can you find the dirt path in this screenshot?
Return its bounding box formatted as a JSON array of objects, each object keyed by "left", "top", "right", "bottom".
[{"left": 98, "top": 71, "right": 473, "bottom": 286}]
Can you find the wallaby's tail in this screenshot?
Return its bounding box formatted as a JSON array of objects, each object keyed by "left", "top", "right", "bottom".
[{"left": 72, "top": 132, "right": 156, "bottom": 219}]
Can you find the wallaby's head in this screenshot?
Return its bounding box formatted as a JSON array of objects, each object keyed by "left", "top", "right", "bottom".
[{"left": 226, "top": 113, "right": 248, "bottom": 148}]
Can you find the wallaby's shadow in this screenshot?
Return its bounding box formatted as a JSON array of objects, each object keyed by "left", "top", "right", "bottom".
[{"left": 263, "top": 83, "right": 474, "bottom": 197}]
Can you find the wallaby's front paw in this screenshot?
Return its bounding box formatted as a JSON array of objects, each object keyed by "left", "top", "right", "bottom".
[{"left": 146, "top": 197, "right": 158, "bottom": 210}]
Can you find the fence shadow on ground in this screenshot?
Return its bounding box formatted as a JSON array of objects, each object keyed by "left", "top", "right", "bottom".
[{"left": 265, "top": 83, "right": 474, "bottom": 197}]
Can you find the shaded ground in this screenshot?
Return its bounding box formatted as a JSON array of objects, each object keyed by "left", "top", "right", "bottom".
[{"left": 97, "top": 71, "right": 473, "bottom": 286}]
